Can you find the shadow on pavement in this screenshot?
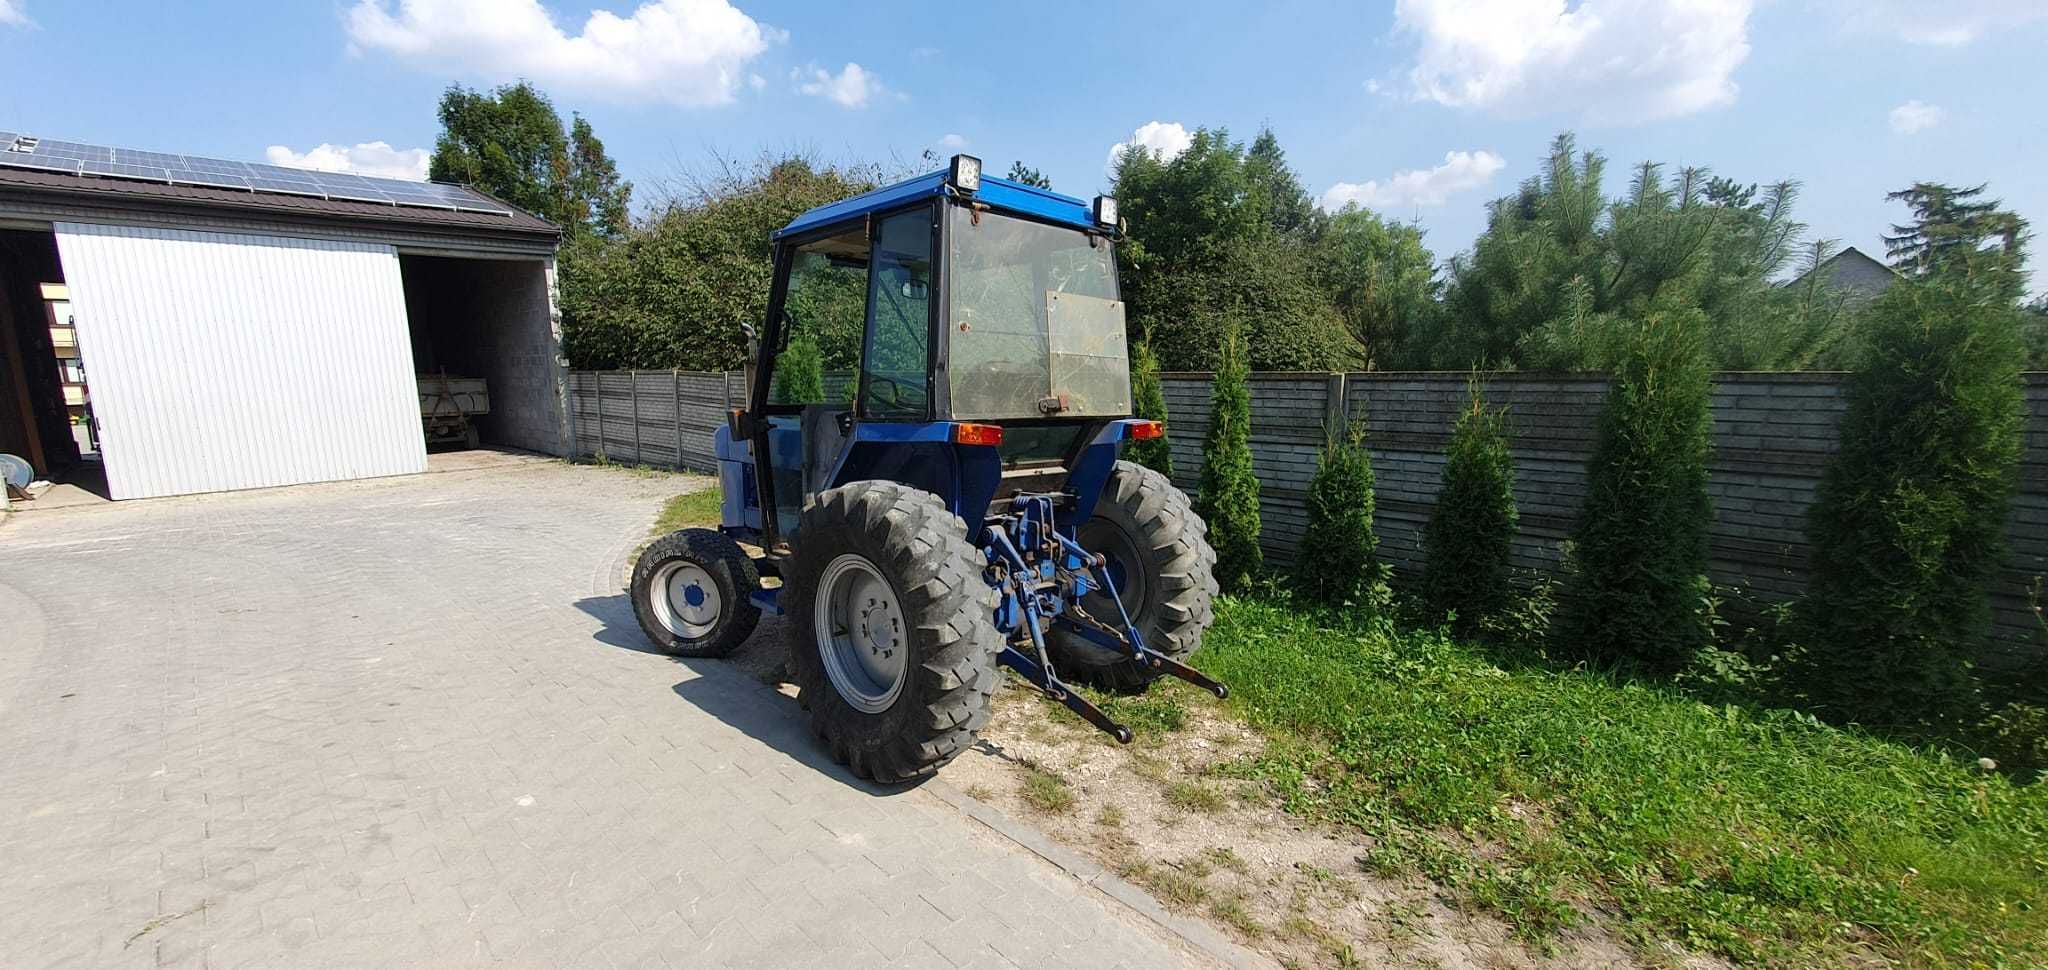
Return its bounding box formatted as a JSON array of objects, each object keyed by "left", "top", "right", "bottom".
[{"left": 573, "top": 593, "right": 910, "bottom": 797}]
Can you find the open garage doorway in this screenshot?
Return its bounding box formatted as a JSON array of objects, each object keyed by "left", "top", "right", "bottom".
[
  {"left": 399, "top": 254, "right": 566, "bottom": 456},
  {"left": 0, "top": 227, "right": 108, "bottom": 505}
]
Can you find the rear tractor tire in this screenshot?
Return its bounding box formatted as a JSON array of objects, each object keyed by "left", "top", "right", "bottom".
[
  {"left": 631, "top": 528, "right": 762, "bottom": 658},
  {"left": 783, "top": 481, "right": 1002, "bottom": 784},
  {"left": 1050, "top": 460, "right": 1218, "bottom": 692}
]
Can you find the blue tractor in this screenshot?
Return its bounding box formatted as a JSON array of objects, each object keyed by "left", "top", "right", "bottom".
[{"left": 629, "top": 156, "right": 1224, "bottom": 783}]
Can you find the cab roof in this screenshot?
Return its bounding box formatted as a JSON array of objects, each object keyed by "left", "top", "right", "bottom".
[{"left": 775, "top": 169, "right": 1099, "bottom": 240}]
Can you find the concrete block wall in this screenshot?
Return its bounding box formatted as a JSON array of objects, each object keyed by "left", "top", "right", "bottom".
[
  {"left": 1161, "top": 370, "right": 2048, "bottom": 673},
  {"left": 566, "top": 368, "right": 2048, "bottom": 671}
]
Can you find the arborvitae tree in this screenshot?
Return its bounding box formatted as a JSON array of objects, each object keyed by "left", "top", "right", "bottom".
[
  {"left": 1422, "top": 379, "right": 1519, "bottom": 636},
  {"left": 1556, "top": 303, "right": 1715, "bottom": 674},
  {"left": 1196, "top": 327, "right": 1263, "bottom": 592},
  {"left": 1799, "top": 279, "right": 2025, "bottom": 728},
  {"left": 1127, "top": 340, "right": 1174, "bottom": 477},
  {"left": 771, "top": 331, "right": 826, "bottom": 404},
  {"left": 1294, "top": 425, "right": 1385, "bottom": 607}
]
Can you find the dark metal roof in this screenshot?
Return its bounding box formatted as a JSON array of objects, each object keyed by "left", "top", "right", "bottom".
[{"left": 0, "top": 166, "right": 559, "bottom": 238}]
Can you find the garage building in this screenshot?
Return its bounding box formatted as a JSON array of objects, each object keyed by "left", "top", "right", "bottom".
[{"left": 0, "top": 132, "right": 567, "bottom": 501}]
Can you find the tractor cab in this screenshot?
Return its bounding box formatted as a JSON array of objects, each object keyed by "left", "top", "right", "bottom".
[
  {"left": 717, "top": 155, "right": 1137, "bottom": 546},
  {"left": 632, "top": 156, "right": 1224, "bottom": 782}
]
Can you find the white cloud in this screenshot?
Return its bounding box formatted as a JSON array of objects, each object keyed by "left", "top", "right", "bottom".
[
  {"left": 1888, "top": 99, "right": 1943, "bottom": 135},
  {"left": 1319, "top": 150, "right": 1506, "bottom": 212},
  {"left": 794, "top": 62, "right": 882, "bottom": 108},
  {"left": 937, "top": 133, "right": 968, "bottom": 150},
  {"left": 0, "top": 1, "right": 29, "bottom": 27},
  {"left": 1106, "top": 121, "right": 1194, "bottom": 172},
  {"left": 1847, "top": 0, "right": 2047, "bottom": 46},
  {"left": 1393, "top": 0, "right": 1753, "bottom": 124},
  {"left": 344, "top": 0, "right": 778, "bottom": 107},
  {"left": 265, "top": 142, "right": 432, "bottom": 181}
]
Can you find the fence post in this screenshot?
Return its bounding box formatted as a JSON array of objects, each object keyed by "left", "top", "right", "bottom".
[
  {"left": 672, "top": 369, "right": 684, "bottom": 471},
  {"left": 593, "top": 373, "right": 604, "bottom": 459},
  {"left": 628, "top": 369, "right": 642, "bottom": 464},
  {"left": 1324, "top": 372, "right": 1348, "bottom": 440}
]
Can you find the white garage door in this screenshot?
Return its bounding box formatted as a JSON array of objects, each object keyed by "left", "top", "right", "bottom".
[{"left": 54, "top": 223, "right": 426, "bottom": 500}]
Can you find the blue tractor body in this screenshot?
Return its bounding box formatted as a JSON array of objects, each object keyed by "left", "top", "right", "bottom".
[{"left": 633, "top": 157, "right": 1221, "bottom": 774}]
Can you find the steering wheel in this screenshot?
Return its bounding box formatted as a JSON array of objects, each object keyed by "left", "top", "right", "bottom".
[{"left": 864, "top": 373, "right": 924, "bottom": 412}]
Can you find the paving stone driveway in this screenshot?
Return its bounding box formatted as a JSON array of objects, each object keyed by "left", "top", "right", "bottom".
[{"left": 0, "top": 455, "right": 1200, "bottom": 969}]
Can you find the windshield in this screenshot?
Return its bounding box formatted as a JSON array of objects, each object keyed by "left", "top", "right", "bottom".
[{"left": 946, "top": 206, "right": 1130, "bottom": 420}]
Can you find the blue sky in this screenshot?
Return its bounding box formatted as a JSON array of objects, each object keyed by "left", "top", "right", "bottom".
[{"left": 2, "top": 1, "right": 2044, "bottom": 283}]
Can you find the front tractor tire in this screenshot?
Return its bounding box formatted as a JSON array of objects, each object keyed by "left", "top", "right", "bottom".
[
  {"left": 1051, "top": 460, "right": 1219, "bottom": 692},
  {"left": 784, "top": 482, "right": 1002, "bottom": 784},
  {"left": 631, "top": 528, "right": 762, "bottom": 658}
]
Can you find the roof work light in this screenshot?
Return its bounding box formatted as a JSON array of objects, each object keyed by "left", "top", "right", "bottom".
[
  {"left": 949, "top": 154, "right": 982, "bottom": 193},
  {"left": 1092, "top": 195, "right": 1118, "bottom": 228}
]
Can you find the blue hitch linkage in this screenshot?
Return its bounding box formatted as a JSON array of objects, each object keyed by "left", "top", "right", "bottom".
[{"left": 981, "top": 493, "right": 1226, "bottom": 744}]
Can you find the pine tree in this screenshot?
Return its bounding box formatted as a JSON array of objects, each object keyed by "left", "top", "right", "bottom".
[
  {"left": 1883, "top": 182, "right": 2031, "bottom": 304},
  {"left": 1799, "top": 279, "right": 2025, "bottom": 727},
  {"left": 1294, "top": 425, "right": 1385, "bottom": 607},
  {"left": 1556, "top": 303, "right": 1715, "bottom": 674},
  {"left": 1196, "top": 328, "right": 1263, "bottom": 592},
  {"left": 1005, "top": 161, "right": 1051, "bottom": 189},
  {"left": 1422, "top": 379, "right": 1519, "bottom": 635},
  {"left": 1127, "top": 340, "right": 1174, "bottom": 477}
]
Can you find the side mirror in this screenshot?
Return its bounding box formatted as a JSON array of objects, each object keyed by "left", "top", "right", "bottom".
[{"left": 900, "top": 279, "right": 929, "bottom": 300}]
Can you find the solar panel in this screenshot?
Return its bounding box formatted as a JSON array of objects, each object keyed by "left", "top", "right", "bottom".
[
  {"left": 115, "top": 149, "right": 185, "bottom": 167},
  {"left": 246, "top": 177, "right": 327, "bottom": 198},
  {"left": 0, "top": 133, "right": 517, "bottom": 217},
  {"left": 170, "top": 171, "right": 253, "bottom": 191},
  {"left": 33, "top": 140, "right": 112, "bottom": 162},
  {"left": 82, "top": 160, "right": 174, "bottom": 182},
  {"left": 185, "top": 158, "right": 253, "bottom": 176}
]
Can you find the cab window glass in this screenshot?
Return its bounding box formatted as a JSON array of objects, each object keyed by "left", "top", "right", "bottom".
[
  {"left": 860, "top": 209, "right": 934, "bottom": 417},
  {"left": 772, "top": 229, "right": 866, "bottom": 405}
]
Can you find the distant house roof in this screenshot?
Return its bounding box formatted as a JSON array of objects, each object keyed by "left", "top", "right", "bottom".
[{"left": 1786, "top": 246, "right": 1900, "bottom": 304}]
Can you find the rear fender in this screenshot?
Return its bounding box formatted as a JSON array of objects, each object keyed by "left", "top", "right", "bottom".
[{"left": 828, "top": 422, "right": 1003, "bottom": 534}]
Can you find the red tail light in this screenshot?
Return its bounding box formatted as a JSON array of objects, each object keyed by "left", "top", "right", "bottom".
[
  {"left": 952, "top": 423, "right": 1005, "bottom": 446},
  {"left": 1126, "top": 420, "right": 1165, "bottom": 440}
]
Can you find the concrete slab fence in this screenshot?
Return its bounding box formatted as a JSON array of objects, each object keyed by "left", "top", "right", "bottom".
[{"left": 568, "top": 369, "right": 2048, "bottom": 672}]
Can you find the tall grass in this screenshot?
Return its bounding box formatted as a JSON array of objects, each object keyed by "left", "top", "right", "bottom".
[{"left": 1199, "top": 597, "right": 2048, "bottom": 966}]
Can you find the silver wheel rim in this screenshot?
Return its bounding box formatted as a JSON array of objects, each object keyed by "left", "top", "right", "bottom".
[
  {"left": 814, "top": 553, "right": 908, "bottom": 714},
  {"left": 650, "top": 561, "right": 722, "bottom": 639}
]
